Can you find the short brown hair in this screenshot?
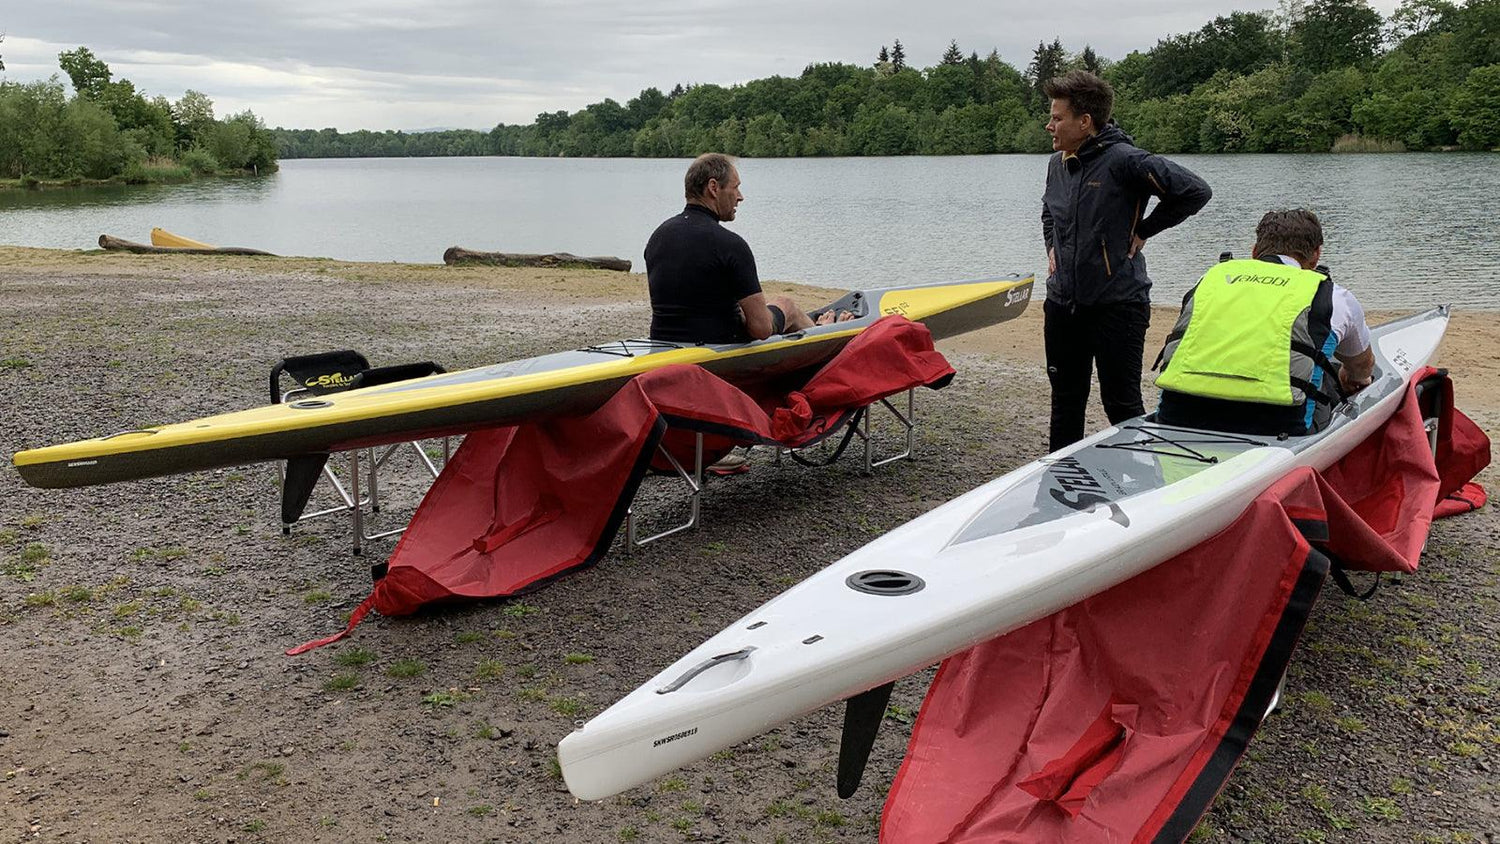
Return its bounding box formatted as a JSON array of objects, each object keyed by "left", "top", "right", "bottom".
[
  {"left": 1253, "top": 209, "right": 1324, "bottom": 266},
  {"left": 1042, "top": 70, "right": 1114, "bottom": 128},
  {"left": 684, "top": 153, "right": 736, "bottom": 200}
]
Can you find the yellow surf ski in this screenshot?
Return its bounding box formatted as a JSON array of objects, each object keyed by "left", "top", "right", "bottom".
[{"left": 13, "top": 276, "right": 1034, "bottom": 489}]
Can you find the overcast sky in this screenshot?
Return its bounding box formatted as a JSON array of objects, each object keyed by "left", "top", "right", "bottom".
[{"left": 1, "top": 0, "right": 1404, "bottom": 132}]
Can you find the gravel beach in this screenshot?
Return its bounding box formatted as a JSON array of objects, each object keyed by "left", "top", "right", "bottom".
[{"left": 1, "top": 247, "right": 1494, "bottom": 842}]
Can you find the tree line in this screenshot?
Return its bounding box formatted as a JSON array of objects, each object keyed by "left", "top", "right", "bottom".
[
  {"left": 0, "top": 47, "right": 279, "bottom": 185},
  {"left": 275, "top": 0, "right": 1499, "bottom": 160}
]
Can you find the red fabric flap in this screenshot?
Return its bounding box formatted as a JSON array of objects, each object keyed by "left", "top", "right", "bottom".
[
  {"left": 643, "top": 315, "right": 956, "bottom": 450},
  {"left": 881, "top": 370, "right": 1491, "bottom": 842},
  {"left": 1435, "top": 482, "right": 1487, "bottom": 518},
  {"left": 1017, "top": 700, "right": 1136, "bottom": 818},
  {"left": 289, "top": 317, "right": 953, "bottom": 653}
]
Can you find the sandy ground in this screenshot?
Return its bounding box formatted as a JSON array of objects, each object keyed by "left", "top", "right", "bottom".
[{"left": 0, "top": 247, "right": 1495, "bottom": 843}]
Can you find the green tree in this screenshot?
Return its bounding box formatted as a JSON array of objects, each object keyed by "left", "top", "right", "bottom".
[
  {"left": 203, "top": 110, "right": 277, "bottom": 171},
  {"left": 1195, "top": 63, "right": 1297, "bottom": 151},
  {"left": 1450, "top": 0, "right": 1500, "bottom": 67},
  {"left": 849, "top": 103, "right": 918, "bottom": 154},
  {"left": 1120, "top": 92, "right": 1205, "bottom": 153},
  {"left": 1026, "top": 39, "right": 1067, "bottom": 104},
  {"left": 673, "top": 83, "right": 732, "bottom": 127},
  {"left": 626, "top": 87, "right": 668, "bottom": 127},
  {"left": 1447, "top": 63, "right": 1500, "bottom": 149},
  {"left": 824, "top": 75, "right": 874, "bottom": 127},
  {"left": 977, "top": 49, "right": 1029, "bottom": 106},
  {"left": 941, "top": 40, "right": 964, "bottom": 65},
  {"left": 173, "top": 89, "right": 216, "bottom": 148},
  {"left": 1285, "top": 65, "right": 1370, "bottom": 149},
  {"left": 713, "top": 116, "right": 745, "bottom": 155},
  {"left": 1078, "top": 46, "right": 1102, "bottom": 75},
  {"left": 925, "top": 103, "right": 999, "bottom": 154},
  {"left": 1137, "top": 12, "right": 1284, "bottom": 98},
  {"left": 1105, "top": 51, "right": 1152, "bottom": 99},
  {"left": 57, "top": 47, "right": 112, "bottom": 99},
  {"left": 743, "top": 112, "right": 792, "bottom": 156},
  {"left": 991, "top": 97, "right": 1034, "bottom": 152},
  {"left": 1352, "top": 39, "right": 1462, "bottom": 147},
  {"left": 926, "top": 63, "right": 974, "bottom": 112},
  {"left": 873, "top": 67, "right": 926, "bottom": 109},
  {"left": 99, "top": 80, "right": 174, "bottom": 156},
  {"left": 891, "top": 39, "right": 906, "bottom": 71},
  {"left": 1292, "top": 0, "right": 1384, "bottom": 72},
  {"left": 1386, "top": 0, "right": 1457, "bottom": 43}
]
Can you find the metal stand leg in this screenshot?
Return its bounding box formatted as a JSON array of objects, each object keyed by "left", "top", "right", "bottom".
[
  {"left": 625, "top": 433, "right": 704, "bottom": 551},
  {"left": 349, "top": 451, "right": 364, "bottom": 556},
  {"left": 855, "top": 388, "right": 916, "bottom": 474}
]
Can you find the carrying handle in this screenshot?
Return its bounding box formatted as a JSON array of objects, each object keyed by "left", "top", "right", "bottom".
[
  {"left": 655, "top": 647, "right": 755, "bottom": 694},
  {"left": 102, "top": 429, "right": 159, "bottom": 440}
]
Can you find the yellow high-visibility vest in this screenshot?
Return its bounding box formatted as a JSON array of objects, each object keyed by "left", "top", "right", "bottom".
[{"left": 1156, "top": 259, "right": 1331, "bottom": 406}]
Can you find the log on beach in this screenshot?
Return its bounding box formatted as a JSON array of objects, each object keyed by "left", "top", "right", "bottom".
[
  {"left": 443, "top": 246, "right": 631, "bottom": 272},
  {"left": 98, "top": 235, "right": 276, "bottom": 256}
]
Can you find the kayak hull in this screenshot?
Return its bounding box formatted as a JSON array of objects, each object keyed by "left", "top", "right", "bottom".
[
  {"left": 149, "top": 227, "right": 215, "bottom": 249},
  {"left": 557, "top": 306, "right": 1450, "bottom": 801}
]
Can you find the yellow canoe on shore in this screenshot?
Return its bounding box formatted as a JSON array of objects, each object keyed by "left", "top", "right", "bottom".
[{"left": 150, "top": 227, "right": 215, "bottom": 249}]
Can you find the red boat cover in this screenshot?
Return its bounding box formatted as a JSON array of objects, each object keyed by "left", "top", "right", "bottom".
[
  {"left": 288, "top": 316, "right": 955, "bottom": 654},
  {"left": 881, "top": 368, "right": 1489, "bottom": 843}
]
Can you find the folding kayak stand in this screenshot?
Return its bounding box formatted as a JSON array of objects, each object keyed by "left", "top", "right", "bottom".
[
  {"left": 278, "top": 438, "right": 452, "bottom": 555},
  {"left": 623, "top": 388, "right": 918, "bottom": 551},
  {"left": 346, "top": 439, "right": 452, "bottom": 555}
]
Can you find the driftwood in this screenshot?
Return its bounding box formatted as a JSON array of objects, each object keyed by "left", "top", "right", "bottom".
[
  {"left": 443, "top": 246, "right": 631, "bottom": 272},
  {"left": 98, "top": 235, "right": 275, "bottom": 256}
]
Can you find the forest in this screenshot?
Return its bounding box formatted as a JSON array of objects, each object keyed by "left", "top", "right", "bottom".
[
  {"left": 0, "top": 46, "right": 279, "bottom": 185},
  {"left": 273, "top": 0, "right": 1500, "bottom": 159}
]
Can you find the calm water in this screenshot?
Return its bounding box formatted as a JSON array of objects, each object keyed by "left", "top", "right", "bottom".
[{"left": 1, "top": 154, "right": 1496, "bottom": 309}]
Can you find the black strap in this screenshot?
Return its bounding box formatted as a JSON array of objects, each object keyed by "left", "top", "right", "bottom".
[
  {"left": 1290, "top": 341, "right": 1349, "bottom": 402},
  {"left": 787, "top": 408, "right": 865, "bottom": 468},
  {"left": 1290, "top": 377, "right": 1340, "bottom": 407},
  {"left": 1330, "top": 561, "right": 1382, "bottom": 600}
]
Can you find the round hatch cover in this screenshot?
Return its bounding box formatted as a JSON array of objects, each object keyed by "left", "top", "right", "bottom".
[{"left": 845, "top": 569, "right": 925, "bottom": 596}]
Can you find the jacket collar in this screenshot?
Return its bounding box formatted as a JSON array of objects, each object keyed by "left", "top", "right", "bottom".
[{"left": 683, "top": 202, "right": 721, "bottom": 223}]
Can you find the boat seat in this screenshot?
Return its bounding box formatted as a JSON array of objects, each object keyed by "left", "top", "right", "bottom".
[{"left": 271, "top": 349, "right": 452, "bottom": 555}]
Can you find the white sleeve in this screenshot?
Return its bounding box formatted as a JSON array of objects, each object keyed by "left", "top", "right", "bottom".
[{"left": 1330, "top": 285, "right": 1370, "bottom": 356}]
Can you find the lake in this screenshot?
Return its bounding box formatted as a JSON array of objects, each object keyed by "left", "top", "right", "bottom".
[{"left": 1, "top": 154, "right": 1496, "bottom": 309}]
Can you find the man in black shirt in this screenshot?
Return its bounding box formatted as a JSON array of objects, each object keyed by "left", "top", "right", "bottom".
[{"left": 646, "top": 153, "right": 817, "bottom": 343}]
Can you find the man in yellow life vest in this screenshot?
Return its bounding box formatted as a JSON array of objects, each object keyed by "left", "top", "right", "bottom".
[{"left": 1154, "top": 209, "right": 1375, "bottom": 436}]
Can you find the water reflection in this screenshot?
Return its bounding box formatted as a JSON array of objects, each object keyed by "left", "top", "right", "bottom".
[
  {"left": 0, "top": 154, "right": 1494, "bottom": 309},
  {"left": 0, "top": 176, "right": 278, "bottom": 211}
]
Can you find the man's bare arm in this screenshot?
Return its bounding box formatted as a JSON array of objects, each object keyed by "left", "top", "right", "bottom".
[
  {"left": 1336, "top": 346, "right": 1375, "bottom": 393},
  {"left": 738, "top": 292, "right": 776, "bottom": 340}
]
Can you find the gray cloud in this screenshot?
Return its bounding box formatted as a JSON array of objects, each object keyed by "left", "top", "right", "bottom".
[{"left": 1, "top": 0, "right": 1403, "bottom": 130}]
